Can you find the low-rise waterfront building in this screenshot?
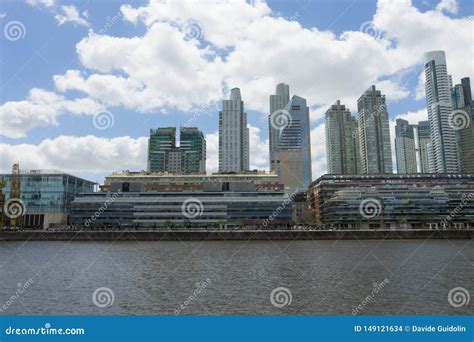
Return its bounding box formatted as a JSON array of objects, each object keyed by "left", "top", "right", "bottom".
[
  {"left": 308, "top": 174, "right": 474, "bottom": 230},
  {"left": 0, "top": 170, "right": 95, "bottom": 229},
  {"left": 70, "top": 171, "right": 292, "bottom": 229}
]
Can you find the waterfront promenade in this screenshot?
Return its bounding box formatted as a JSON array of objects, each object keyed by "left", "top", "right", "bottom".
[{"left": 0, "top": 229, "right": 472, "bottom": 241}]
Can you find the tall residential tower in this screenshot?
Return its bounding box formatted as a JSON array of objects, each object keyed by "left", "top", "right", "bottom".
[
  {"left": 325, "top": 100, "right": 360, "bottom": 174},
  {"left": 423, "top": 50, "right": 459, "bottom": 173},
  {"left": 218, "top": 88, "right": 250, "bottom": 172},
  {"left": 357, "top": 85, "right": 393, "bottom": 174}
]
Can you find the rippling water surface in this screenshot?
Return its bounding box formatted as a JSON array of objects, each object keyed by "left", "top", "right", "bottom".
[{"left": 0, "top": 240, "right": 472, "bottom": 315}]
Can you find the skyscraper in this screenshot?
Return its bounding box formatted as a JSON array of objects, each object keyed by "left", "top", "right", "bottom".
[
  {"left": 180, "top": 127, "right": 206, "bottom": 174},
  {"left": 148, "top": 127, "right": 176, "bottom": 173},
  {"left": 325, "top": 100, "right": 360, "bottom": 174},
  {"left": 269, "top": 83, "right": 290, "bottom": 173},
  {"left": 357, "top": 85, "right": 393, "bottom": 174},
  {"left": 218, "top": 88, "right": 250, "bottom": 173},
  {"left": 148, "top": 127, "right": 206, "bottom": 174},
  {"left": 395, "top": 119, "right": 417, "bottom": 174},
  {"left": 452, "top": 77, "right": 474, "bottom": 173},
  {"left": 417, "top": 121, "right": 431, "bottom": 173},
  {"left": 277, "top": 95, "right": 312, "bottom": 189},
  {"left": 423, "top": 50, "right": 459, "bottom": 173}
]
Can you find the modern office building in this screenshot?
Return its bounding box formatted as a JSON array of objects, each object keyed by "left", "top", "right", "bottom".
[
  {"left": 276, "top": 95, "right": 313, "bottom": 190},
  {"left": 395, "top": 119, "right": 417, "bottom": 174},
  {"left": 148, "top": 127, "right": 206, "bottom": 174},
  {"left": 452, "top": 77, "right": 474, "bottom": 173},
  {"left": 357, "top": 85, "right": 393, "bottom": 174},
  {"left": 308, "top": 174, "right": 474, "bottom": 230},
  {"left": 269, "top": 83, "right": 290, "bottom": 173},
  {"left": 423, "top": 50, "right": 459, "bottom": 173},
  {"left": 180, "top": 127, "right": 206, "bottom": 174},
  {"left": 70, "top": 172, "right": 291, "bottom": 229},
  {"left": 148, "top": 127, "right": 176, "bottom": 173},
  {"left": 219, "top": 88, "right": 250, "bottom": 173},
  {"left": 0, "top": 170, "right": 95, "bottom": 229},
  {"left": 325, "top": 100, "right": 360, "bottom": 174}
]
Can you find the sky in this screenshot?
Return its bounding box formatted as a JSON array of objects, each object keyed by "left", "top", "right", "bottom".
[{"left": 0, "top": 0, "right": 473, "bottom": 184}]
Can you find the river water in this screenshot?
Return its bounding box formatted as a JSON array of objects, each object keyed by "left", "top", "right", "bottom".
[{"left": 0, "top": 240, "right": 472, "bottom": 315}]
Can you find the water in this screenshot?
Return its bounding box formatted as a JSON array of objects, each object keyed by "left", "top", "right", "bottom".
[{"left": 0, "top": 240, "right": 472, "bottom": 315}]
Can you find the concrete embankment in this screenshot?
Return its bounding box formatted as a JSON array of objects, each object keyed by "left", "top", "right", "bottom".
[{"left": 0, "top": 229, "right": 472, "bottom": 241}]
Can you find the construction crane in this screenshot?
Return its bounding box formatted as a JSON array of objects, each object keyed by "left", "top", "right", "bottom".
[
  {"left": 9, "top": 163, "right": 22, "bottom": 230},
  {"left": 0, "top": 179, "right": 5, "bottom": 232}
]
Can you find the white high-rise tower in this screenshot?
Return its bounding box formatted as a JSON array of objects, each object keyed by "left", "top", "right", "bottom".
[
  {"left": 218, "top": 88, "right": 250, "bottom": 172},
  {"left": 423, "top": 51, "right": 459, "bottom": 173}
]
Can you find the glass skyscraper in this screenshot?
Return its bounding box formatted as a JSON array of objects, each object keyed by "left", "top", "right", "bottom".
[
  {"left": 268, "top": 83, "right": 290, "bottom": 173},
  {"left": 180, "top": 127, "right": 206, "bottom": 174},
  {"left": 277, "top": 95, "right": 312, "bottom": 189}
]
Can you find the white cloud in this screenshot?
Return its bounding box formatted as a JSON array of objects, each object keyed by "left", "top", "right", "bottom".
[
  {"left": 55, "top": 5, "right": 90, "bottom": 27},
  {"left": 0, "top": 135, "right": 147, "bottom": 174},
  {"left": 26, "top": 0, "right": 55, "bottom": 8},
  {"left": 0, "top": 88, "right": 103, "bottom": 138},
  {"left": 205, "top": 131, "right": 219, "bottom": 173},
  {"left": 0, "top": 12, "right": 6, "bottom": 19},
  {"left": 435, "top": 0, "right": 458, "bottom": 14},
  {"left": 311, "top": 123, "right": 327, "bottom": 180}
]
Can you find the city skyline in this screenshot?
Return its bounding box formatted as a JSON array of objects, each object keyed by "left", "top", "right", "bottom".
[{"left": 0, "top": 0, "right": 473, "bottom": 184}]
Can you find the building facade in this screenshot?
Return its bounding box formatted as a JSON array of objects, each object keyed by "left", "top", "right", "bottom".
[
  {"left": 417, "top": 121, "right": 431, "bottom": 173},
  {"left": 423, "top": 50, "right": 459, "bottom": 173},
  {"left": 325, "top": 100, "right": 360, "bottom": 174},
  {"left": 395, "top": 119, "right": 417, "bottom": 174},
  {"left": 180, "top": 127, "right": 206, "bottom": 174},
  {"left": 219, "top": 88, "right": 250, "bottom": 172},
  {"left": 269, "top": 83, "right": 290, "bottom": 173},
  {"left": 452, "top": 77, "right": 474, "bottom": 173},
  {"left": 277, "top": 95, "right": 313, "bottom": 190},
  {"left": 148, "top": 127, "right": 206, "bottom": 174},
  {"left": 308, "top": 174, "right": 474, "bottom": 230},
  {"left": 147, "top": 127, "right": 176, "bottom": 173},
  {"left": 71, "top": 172, "right": 291, "bottom": 229},
  {"left": 1, "top": 170, "right": 95, "bottom": 229},
  {"left": 357, "top": 85, "right": 393, "bottom": 174}
]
